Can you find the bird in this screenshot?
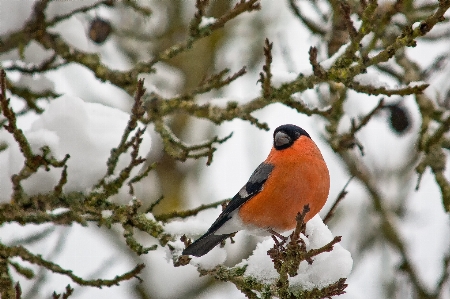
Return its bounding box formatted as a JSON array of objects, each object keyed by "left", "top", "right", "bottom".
[{"left": 182, "top": 124, "right": 330, "bottom": 257}]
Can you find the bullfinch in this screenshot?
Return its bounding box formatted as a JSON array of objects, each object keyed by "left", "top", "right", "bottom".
[{"left": 182, "top": 124, "right": 330, "bottom": 257}]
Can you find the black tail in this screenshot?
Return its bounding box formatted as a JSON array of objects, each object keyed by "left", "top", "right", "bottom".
[{"left": 182, "top": 233, "right": 232, "bottom": 257}]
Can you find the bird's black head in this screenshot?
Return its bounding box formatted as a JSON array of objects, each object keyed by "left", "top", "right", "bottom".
[{"left": 273, "top": 124, "right": 311, "bottom": 150}]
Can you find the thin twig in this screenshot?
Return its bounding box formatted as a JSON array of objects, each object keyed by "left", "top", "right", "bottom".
[
  {"left": 155, "top": 199, "right": 230, "bottom": 222},
  {"left": 0, "top": 243, "right": 145, "bottom": 287},
  {"left": 323, "top": 176, "right": 354, "bottom": 224}
]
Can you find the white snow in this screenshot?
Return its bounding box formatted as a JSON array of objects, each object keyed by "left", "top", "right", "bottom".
[
  {"left": 271, "top": 69, "right": 299, "bottom": 88},
  {"left": 353, "top": 73, "right": 390, "bottom": 89},
  {"left": 321, "top": 42, "right": 351, "bottom": 70},
  {"left": 0, "top": 94, "right": 151, "bottom": 202},
  {"left": 1, "top": 0, "right": 449, "bottom": 298},
  {"left": 409, "top": 81, "right": 428, "bottom": 87},
  {"left": 16, "top": 73, "right": 55, "bottom": 93},
  {"left": 190, "top": 246, "right": 228, "bottom": 270},
  {"left": 241, "top": 215, "right": 353, "bottom": 290},
  {"left": 48, "top": 207, "right": 70, "bottom": 215},
  {"left": 164, "top": 211, "right": 352, "bottom": 286},
  {"left": 164, "top": 217, "right": 212, "bottom": 236},
  {"left": 199, "top": 17, "right": 216, "bottom": 28},
  {"left": 101, "top": 210, "right": 113, "bottom": 218},
  {"left": 0, "top": 0, "right": 34, "bottom": 36}
]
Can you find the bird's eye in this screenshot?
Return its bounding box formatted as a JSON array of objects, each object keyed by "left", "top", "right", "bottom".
[{"left": 274, "top": 131, "right": 291, "bottom": 148}]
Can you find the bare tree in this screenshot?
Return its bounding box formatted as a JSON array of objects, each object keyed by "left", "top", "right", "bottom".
[{"left": 0, "top": 0, "right": 449, "bottom": 298}]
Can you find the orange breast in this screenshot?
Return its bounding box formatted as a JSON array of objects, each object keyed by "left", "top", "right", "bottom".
[{"left": 238, "top": 136, "right": 330, "bottom": 231}]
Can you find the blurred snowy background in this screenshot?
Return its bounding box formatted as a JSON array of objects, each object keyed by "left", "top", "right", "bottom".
[{"left": 0, "top": 0, "right": 449, "bottom": 298}]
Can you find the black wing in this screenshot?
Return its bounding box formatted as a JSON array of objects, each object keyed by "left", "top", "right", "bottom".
[
  {"left": 181, "top": 233, "right": 231, "bottom": 257},
  {"left": 182, "top": 162, "right": 274, "bottom": 257},
  {"left": 206, "top": 162, "right": 274, "bottom": 234}
]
